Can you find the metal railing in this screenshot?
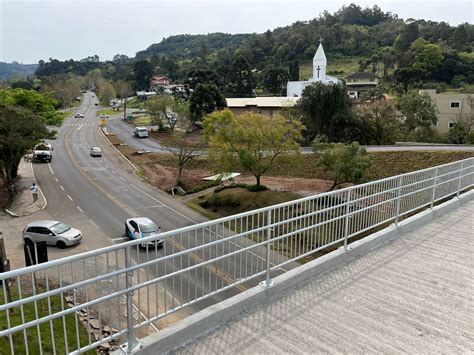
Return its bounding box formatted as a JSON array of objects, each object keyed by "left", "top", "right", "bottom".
[{"left": 0, "top": 158, "right": 473, "bottom": 354}]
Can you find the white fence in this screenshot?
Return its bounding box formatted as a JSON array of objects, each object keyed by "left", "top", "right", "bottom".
[{"left": 0, "top": 158, "right": 473, "bottom": 354}]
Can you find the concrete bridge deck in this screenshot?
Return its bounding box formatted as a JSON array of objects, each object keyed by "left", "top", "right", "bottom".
[{"left": 173, "top": 200, "right": 474, "bottom": 354}]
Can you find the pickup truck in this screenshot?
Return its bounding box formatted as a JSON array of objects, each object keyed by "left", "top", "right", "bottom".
[{"left": 33, "top": 143, "right": 53, "bottom": 163}]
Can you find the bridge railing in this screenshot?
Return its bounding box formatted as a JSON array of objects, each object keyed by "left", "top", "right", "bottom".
[{"left": 0, "top": 157, "right": 472, "bottom": 354}]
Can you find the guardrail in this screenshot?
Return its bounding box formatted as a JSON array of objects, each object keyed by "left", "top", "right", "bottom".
[{"left": 1, "top": 158, "right": 473, "bottom": 354}]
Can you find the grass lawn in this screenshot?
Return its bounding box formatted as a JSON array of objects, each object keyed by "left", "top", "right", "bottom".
[
  {"left": 96, "top": 109, "right": 120, "bottom": 117},
  {"left": 0, "top": 284, "right": 94, "bottom": 354},
  {"left": 187, "top": 186, "right": 301, "bottom": 219},
  {"left": 133, "top": 115, "right": 152, "bottom": 125}
]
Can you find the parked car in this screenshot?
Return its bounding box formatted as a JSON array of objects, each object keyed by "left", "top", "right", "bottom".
[
  {"left": 22, "top": 220, "right": 82, "bottom": 248},
  {"left": 100, "top": 113, "right": 109, "bottom": 119},
  {"left": 95, "top": 103, "right": 99, "bottom": 106},
  {"left": 125, "top": 217, "right": 163, "bottom": 248},
  {"left": 134, "top": 126, "right": 149, "bottom": 138},
  {"left": 74, "top": 112, "right": 85, "bottom": 118},
  {"left": 90, "top": 147, "right": 102, "bottom": 157}
]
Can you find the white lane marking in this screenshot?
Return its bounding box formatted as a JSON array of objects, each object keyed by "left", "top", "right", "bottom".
[
  {"left": 78, "top": 124, "right": 83, "bottom": 130},
  {"left": 60, "top": 185, "right": 65, "bottom": 191},
  {"left": 54, "top": 177, "right": 59, "bottom": 182},
  {"left": 48, "top": 163, "right": 54, "bottom": 175},
  {"left": 105, "top": 165, "right": 110, "bottom": 169},
  {"left": 111, "top": 170, "right": 117, "bottom": 175},
  {"left": 89, "top": 177, "right": 123, "bottom": 180},
  {"left": 129, "top": 205, "right": 165, "bottom": 210},
  {"left": 129, "top": 184, "right": 165, "bottom": 207},
  {"left": 119, "top": 177, "right": 126, "bottom": 182},
  {"left": 89, "top": 220, "right": 99, "bottom": 229},
  {"left": 110, "top": 237, "right": 127, "bottom": 242},
  {"left": 67, "top": 194, "right": 73, "bottom": 201},
  {"left": 77, "top": 206, "right": 84, "bottom": 213}
]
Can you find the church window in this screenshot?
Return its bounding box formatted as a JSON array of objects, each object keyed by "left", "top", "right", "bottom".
[{"left": 450, "top": 101, "right": 461, "bottom": 108}]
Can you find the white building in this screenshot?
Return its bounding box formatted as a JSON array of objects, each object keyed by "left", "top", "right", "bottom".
[{"left": 287, "top": 42, "right": 341, "bottom": 97}]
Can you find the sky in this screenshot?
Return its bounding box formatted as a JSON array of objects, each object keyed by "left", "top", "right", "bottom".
[{"left": 1, "top": 0, "right": 473, "bottom": 64}]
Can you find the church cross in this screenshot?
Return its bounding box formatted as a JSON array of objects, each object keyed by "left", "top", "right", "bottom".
[
  {"left": 316, "top": 66, "right": 321, "bottom": 78},
  {"left": 319, "top": 37, "right": 324, "bottom": 44}
]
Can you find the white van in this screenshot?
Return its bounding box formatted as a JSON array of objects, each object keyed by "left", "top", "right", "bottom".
[{"left": 134, "top": 126, "right": 149, "bottom": 138}]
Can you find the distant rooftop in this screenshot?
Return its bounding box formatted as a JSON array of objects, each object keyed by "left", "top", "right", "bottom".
[
  {"left": 346, "top": 71, "right": 377, "bottom": 79},
  {"left": 226, "top": 97, "right": 299, "bottom": 108}
]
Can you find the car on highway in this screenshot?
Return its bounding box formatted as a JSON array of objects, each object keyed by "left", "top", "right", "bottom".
[
  {"left": 100, "top": 113, "right": 109, "bottom": 119},
  {"left": 74, "top": 112, "right": 85, "bottom": 118},
  {"left": 134, "top": 126, "right": 149, "bottom": 138},
  {"left": 90, "top": 146, "right": 102, "bottom": 157},
  {"left": 22, "top": 220, "right": 82, "bottom": 248},
  {"left": 125, "top": 217, "right": 163, "bottom": 248}
]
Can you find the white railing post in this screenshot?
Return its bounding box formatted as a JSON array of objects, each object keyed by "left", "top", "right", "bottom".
[
  {"left": 430, "top": 167, "right": 439, "bottom": 211},
  {"left": 395, "top": 176, "right": 404, "bottom": 226},
  {"left": 457, "top": 161, "right": 464, "bottom": 198},
  {"left": 343, "top": 189, "right": 352, "bottom": 250},
  {"left": 264, "top": 209, "right": 274, "bottom": 287},
  {"left": 125, "top": 246, "right": 135, "bottom": 354}
]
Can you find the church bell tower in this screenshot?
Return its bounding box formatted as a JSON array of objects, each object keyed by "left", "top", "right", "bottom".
[{"left": 313, "top": 38, "right": 327, "bottom": 82}]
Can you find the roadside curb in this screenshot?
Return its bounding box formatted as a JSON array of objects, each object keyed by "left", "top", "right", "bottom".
[{"left": 100, "top": 126, "right": 139, "bottom": 172}]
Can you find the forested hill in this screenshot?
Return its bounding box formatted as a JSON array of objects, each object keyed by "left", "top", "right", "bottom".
[
  {"left": 136, "top": 33, "right": 253, "bottom": 60},
  {"left": 29, "top": 4, "right": 474, "bottom": 91},
  {"left": 134, "top": 4, "right": 473, "bottom": 70},
  {"left": 0, "top": 62, "right": 37, "bottom": 79}
]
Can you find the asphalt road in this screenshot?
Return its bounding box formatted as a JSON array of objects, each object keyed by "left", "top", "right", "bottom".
[
  {"left": 32, "top": 93, "right": 293, "bottom": 332},
  {"left": 107, "top": 114, "right": 474, "bottom": 153}
]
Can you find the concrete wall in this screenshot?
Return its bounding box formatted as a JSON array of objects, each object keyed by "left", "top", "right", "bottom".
[{"left": 420, "top": 90, "right": 473, "bottom": 133}]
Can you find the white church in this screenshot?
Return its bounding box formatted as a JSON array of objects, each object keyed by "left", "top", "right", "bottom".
[{"left": 287, "top": 42, "right": 341, "bottom": 97}]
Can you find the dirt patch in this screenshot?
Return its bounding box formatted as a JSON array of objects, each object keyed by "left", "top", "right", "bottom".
[
  {"left": 150, "top": 130, "right": 208, "bottom": 148},
  {"left": 234, "top": 175, "right": 332, "bottom": 196}
]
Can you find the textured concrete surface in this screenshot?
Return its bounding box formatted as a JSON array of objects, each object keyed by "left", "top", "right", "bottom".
[{"left": 174, "top": 200, "right": 474, "bottom": 354}]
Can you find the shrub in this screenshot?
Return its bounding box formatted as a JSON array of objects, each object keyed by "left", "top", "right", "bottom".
[
  {"left": 187, "top": 181, "right": 220, "bottom": 194},
  {"left": 203, "top": 194, "right": 241, "bottom": 207},
  {"left": 214, "top": 182, "right": 248, "bottom": 193},
  {"left": 246, "top": 184, "right": 268, "bottom": 192}
]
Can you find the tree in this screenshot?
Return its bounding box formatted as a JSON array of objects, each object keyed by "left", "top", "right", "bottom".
[
  {"left": 288, "top": 60, "right": 300, "bottom": 81},
  {"left": 0, "top": 88, "right": 62, "bottom": 125},
  {"left": 262, "top": 67, "right": 288, "bottom": 95},
  {"left": 189, "top": 83, "right": 227, "bottom": 122},
  {"left": 0, "top": 105, "right": 49, "bottom": 199},
  {"left": 296, "top": 83, "right": 354, "bottom": 143},
  {"left": 395, "top": 22, "right": 420, "bottom": 52},
  {"left": 226, "top": 56, "right": 254, "bottom": 98},
  {"left": 133, "top": 60, "right": 154, "bottom": 90},
  {"left": 203, "top": 109, "right": 303, "bottom": 186},
  {"left": 185, "top": 69, "right": 221, "bottom": 90},
  {"left": 114, "top": 80, "right": 133, "bottom": 118},
  {"left": 98, "top": 80, "right": 116, "bottom": 105},
  {"left": 165, "top": 119, "right": 204, "bottom": 186},
  {"left": 397, "top": 91, "right": 438, "bottom": 132},
  {"left": 145, "top": 95, "right": 188, "bottom": 130},
  {"left": 355, "top": 100, "right": 400, "bottom": 145},
  {"left": 314, "top": 141, "right": 373, "bottom": 190}
]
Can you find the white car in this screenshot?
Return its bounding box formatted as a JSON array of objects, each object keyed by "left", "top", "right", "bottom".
[
  {"left": 100, "top": 113, "right": 109, "bottom": 119},
  {"left": 90, "top": 147, "right": 102, "bottom": 157},
  {"left": 74, "top": 112, "right": 85, "bottom": 118},
  {"left": 134, "top": 126, "right": 149, "bottom": 138},
  {"left": 125, "top": 217, "right": 163, "bottom": 248},
  {"left": 22, "top": 220, "right": 82, "bottom": 248}
]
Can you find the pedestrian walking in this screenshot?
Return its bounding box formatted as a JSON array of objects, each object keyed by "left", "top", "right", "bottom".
[{"left": 30, "top": 182, "right": 39, "bottom": 202}]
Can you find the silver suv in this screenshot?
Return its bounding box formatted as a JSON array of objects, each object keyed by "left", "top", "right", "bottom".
[{"left": 22, "top": 220, "right": 82, "bottom": 248}]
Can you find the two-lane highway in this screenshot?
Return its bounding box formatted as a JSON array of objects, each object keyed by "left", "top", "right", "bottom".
[{"left": 32, "top": 93, "right": 294, "bottom": 333}]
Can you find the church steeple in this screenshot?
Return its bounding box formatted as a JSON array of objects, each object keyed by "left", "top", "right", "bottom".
[{"left": 313, "top": 38, "right": 327, "bottom": 82}]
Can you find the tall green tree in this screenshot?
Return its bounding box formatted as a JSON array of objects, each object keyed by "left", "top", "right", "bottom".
[
  {"left": 0, "top": 88, "right": 62, "bottom": 125},
  {"left": 226, "top": 56, "right": 254, "bottom": 98},
  {"left": 355, "top": 100, "right": 400, "bottom": 145},
  {"left": 0, "top": 105, "right": 49, "bottom": 199},
  {"left": 133, "top": 60, "right": 154, "bottom": 90},
  {"left": 262, "top": 67, "right": 288, "bottom": 95},
  {"left": 204, "top": 109, "right": 303, "bottom": 186},
  {"left": 397, "top": 91, "right": 438, "bottom": 132},
  {"left": 288, "top": 60, "right": 300, "bottom": 81},
  {"left": 296, "top": 83, "right": 354, "bottom": 143},
  {"left": 189, "top": 83, "right": 227, "bottom": 122}
]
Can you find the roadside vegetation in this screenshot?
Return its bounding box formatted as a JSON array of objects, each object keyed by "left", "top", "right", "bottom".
[
  {"left": 0, "top": 285, "right": 93, "bottom": 354},
  {"left": 95, "top": 109, "right": 118, "bottom": 117}
]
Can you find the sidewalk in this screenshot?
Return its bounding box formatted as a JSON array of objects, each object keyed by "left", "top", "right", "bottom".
[{"left": 5, "top": 159, "right": 47, "bottom": 217}]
